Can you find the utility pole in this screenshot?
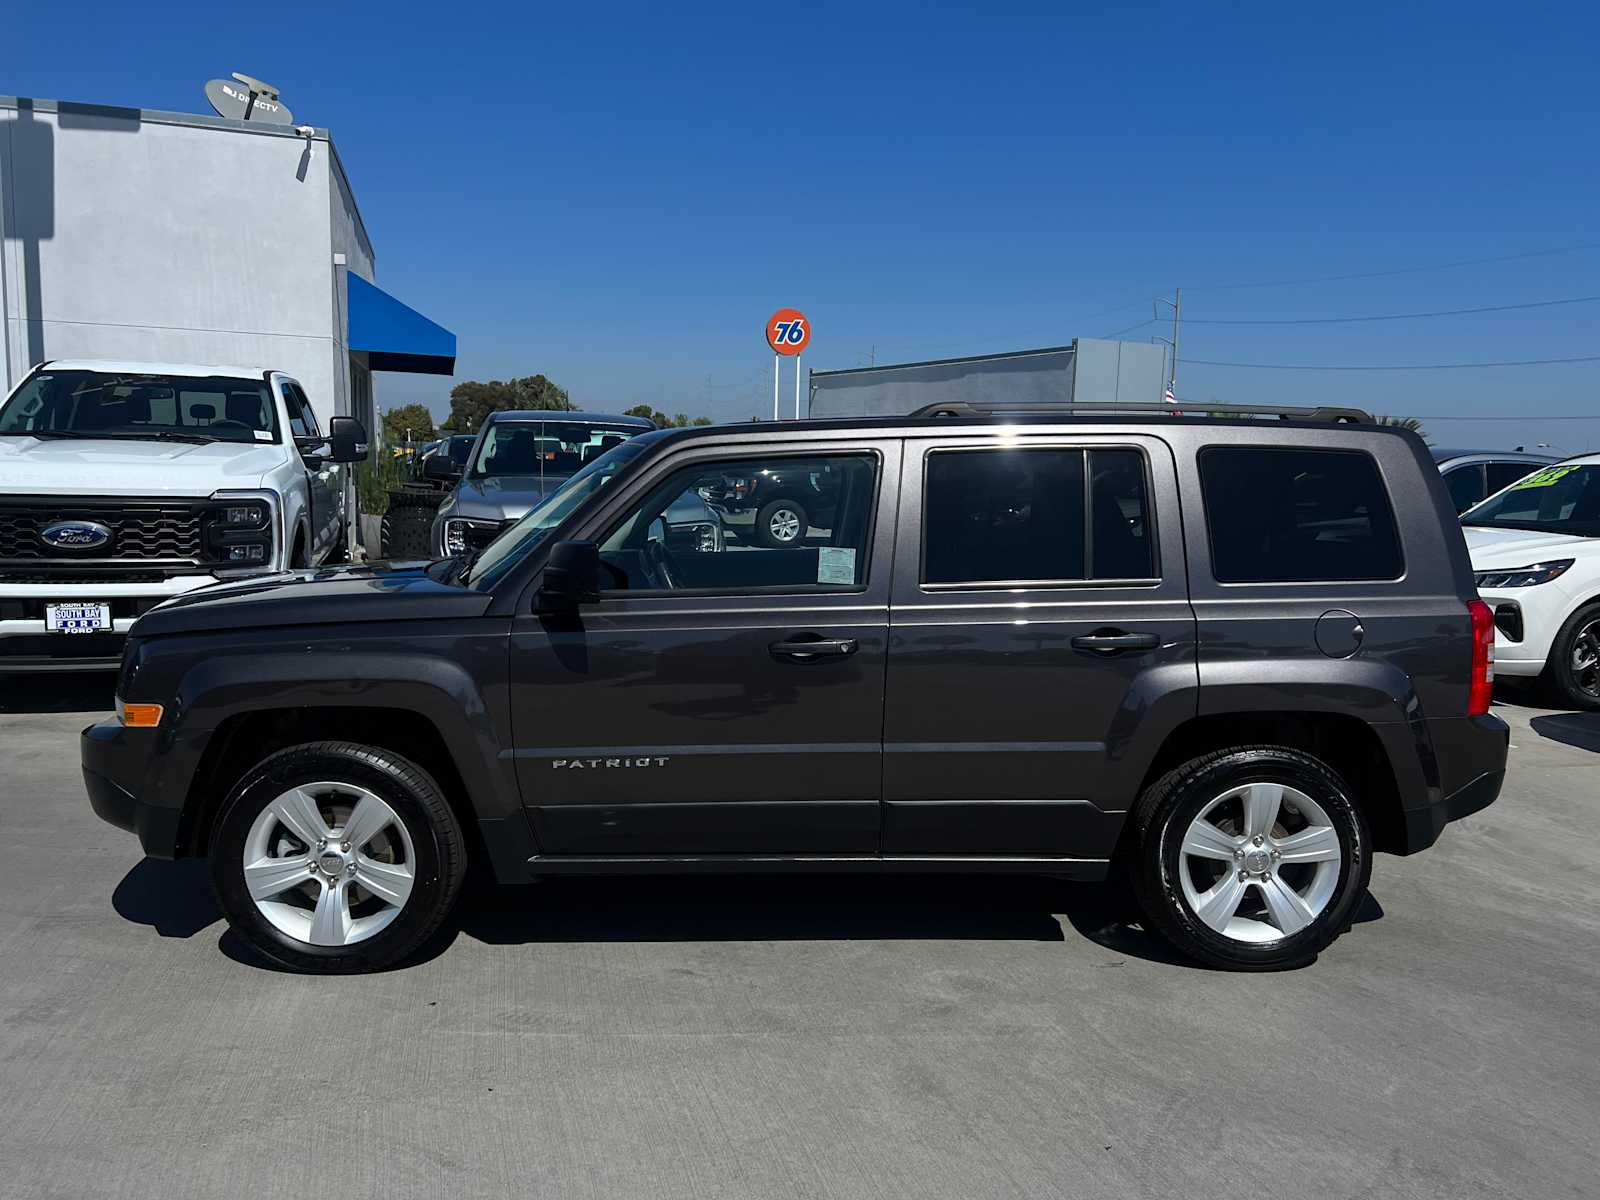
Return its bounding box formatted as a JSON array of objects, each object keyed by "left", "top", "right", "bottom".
[{"left": 1154, "top": 288, "right": 1181, "bottom": 398}]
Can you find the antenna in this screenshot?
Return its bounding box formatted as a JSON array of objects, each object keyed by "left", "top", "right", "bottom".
[{"left": 203, "top": 73, "right": 295, "bottom": 126}]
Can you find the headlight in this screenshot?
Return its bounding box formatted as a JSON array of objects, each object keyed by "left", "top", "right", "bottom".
[
  {"left": 215, "top": 503, "right": 269, "bottom": 529},
  {"left": 443, "top": 517, "right": 503, "bottom": 556},
  {"left": 1474, "top": 559, "right": 1573, "bottom": 588},
  {"left": 207, "top": 492, "right": 277, "bottom": 571},
  {"left": 666, "top": 520, "right": 723, "bottom": 554}
]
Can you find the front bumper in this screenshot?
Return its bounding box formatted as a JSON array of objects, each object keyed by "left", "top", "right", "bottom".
[
  {"left": 0, "top": 575, "right": 215, "bottom": 672},
  {"left": 1474, "top": 582, "right": 1573, "bottom": 677},
  {"left": 81, "top": 718, "right": 181, "bottom": 858}
]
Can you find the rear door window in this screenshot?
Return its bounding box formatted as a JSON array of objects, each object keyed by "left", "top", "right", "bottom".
[
  {"left": 1200, "top": 446, "right": 1403, "bottom": 583},
  {"left": 1443, "top": 464, "right": 1486, "bottom": 513},
  {"left": 1486, "top": 461, "right": 1541, "bottom": 494},
  {"left": 922, "top": 447, "right": 1157, "bottom": 585}
]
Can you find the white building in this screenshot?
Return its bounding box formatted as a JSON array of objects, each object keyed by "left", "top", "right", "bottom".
[{"left": 0, "top": 94, "right": 455, "bottom": 436}]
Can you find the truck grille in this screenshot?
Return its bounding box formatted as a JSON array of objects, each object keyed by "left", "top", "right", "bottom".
[{"left": 0, "top": 499, "right": 207, "bottom": 565}]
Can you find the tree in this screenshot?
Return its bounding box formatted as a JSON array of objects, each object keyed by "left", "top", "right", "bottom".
[
  {"left": 380, "top": 403, "right": 435, "bottom": 446},
  {"left": 442, "top": 375, "right": 572, "bottom": 433},
  {"left": 1377, "top": 414, "right": 1428, "bottom": 442},
  {"left": 621, "top": 405, "right": 717, "bottom": 429}
]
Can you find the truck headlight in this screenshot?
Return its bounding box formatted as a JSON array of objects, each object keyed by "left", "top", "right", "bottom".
[
  {"left": 443, "top": 518, "right": 502, "bottom": 556},
  {"left": 665, "top": 520, "right": 723, "bottom": 554},
  {"left": 207, "top": 492, "right": 278, "bottom": 571},
  {"left": 1474, "top": 559, "right": 1573, "bottom": 588}
]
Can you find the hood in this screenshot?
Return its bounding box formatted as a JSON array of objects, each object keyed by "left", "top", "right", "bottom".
[
  {"left": 0, "top": 435, "right": 285, "bottom": 495},
  {"left": 446, "top": 473, "right": 572, "bottom": 521},
  {"left": 131, "top": 561, "right": 491, "bottom": 639},
  {"left": 1463, "top": 525, "right": 1598, "bottom": 565}
]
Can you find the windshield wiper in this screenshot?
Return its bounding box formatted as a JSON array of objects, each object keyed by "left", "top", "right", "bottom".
[
  {"left": 0, "top": 429, "right": 216, "bottom": 444},
  {"left": 0, "top": 429, "right": 101, "bottom": 438},
  {"left": 104, "top": 430, "right": 217, "bottom": 445}
]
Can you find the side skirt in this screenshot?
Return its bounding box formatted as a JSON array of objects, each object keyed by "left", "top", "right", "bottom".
[{"left": 522, "top": 854, "right": 1110, "bottom": 881}]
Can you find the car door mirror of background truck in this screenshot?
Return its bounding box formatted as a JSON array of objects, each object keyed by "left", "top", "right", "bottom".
[{"left": 326, "top": 416, "right": 369, "bottom": 464}]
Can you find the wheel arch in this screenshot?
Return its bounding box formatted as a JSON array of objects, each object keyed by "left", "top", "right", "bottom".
[
  {"left": 147, "top": 652, "right": 533, "bottom": 879},
  {"left": 1132, "top": 711, "right": 1413, "bottom": 856}
]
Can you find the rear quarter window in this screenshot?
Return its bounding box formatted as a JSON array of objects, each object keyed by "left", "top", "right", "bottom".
[{"left": 1199, "top": 446, "right": 1403, "bottom": 583}]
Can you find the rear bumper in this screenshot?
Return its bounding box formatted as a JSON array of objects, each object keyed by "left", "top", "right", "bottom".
[
  {"left": 1401, "top": 713, "right": 1510, "bottom": 853},
  {"left": 1403, "top": 769, "right": 1505, "bottom": 854},
  {"left": 81, "top": 718, "right": 181, "bottom": 858}
]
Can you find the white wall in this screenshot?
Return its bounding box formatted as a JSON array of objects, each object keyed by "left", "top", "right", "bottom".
[{"left": 0, "top": 98, "right": 346, "bottom": 414}]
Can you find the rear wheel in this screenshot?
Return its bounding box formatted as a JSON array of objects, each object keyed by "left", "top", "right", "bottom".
[
  {"left": 1544, "top": 602, "right": 1600, "bottom": 711},
  {"left": 754, "top": 498, "right": 808, "bottom": 548},
  {"left": 209, "top": 742, "right": 466, "bottom": 973},
  {"left": 1129, "top": 746, "right": 1371, "bottom": 970}
]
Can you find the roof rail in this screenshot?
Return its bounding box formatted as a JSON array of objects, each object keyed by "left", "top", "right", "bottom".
[{"left": 907, "top": 400, "right": 1375, "bottom": 424}]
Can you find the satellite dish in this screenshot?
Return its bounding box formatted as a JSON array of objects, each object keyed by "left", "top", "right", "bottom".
[{"left": 204, "top": 73, "right": 294, "bottom": 125}]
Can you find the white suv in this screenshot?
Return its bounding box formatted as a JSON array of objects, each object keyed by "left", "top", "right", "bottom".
[
  {"left": 1463, "top": 455, "right": 1600, "bottom": 708},
  {"left": 0, "top": 361, "right": 366, "bottom": 672}
]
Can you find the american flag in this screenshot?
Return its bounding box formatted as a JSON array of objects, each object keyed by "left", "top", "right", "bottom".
[{"left": 1164, "top": 384, "right": 1182, "bottom": 415}]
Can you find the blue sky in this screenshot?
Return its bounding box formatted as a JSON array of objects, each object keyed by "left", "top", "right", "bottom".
[{"left": 8, "top": 2, "right": 1599, "bottom": 449}]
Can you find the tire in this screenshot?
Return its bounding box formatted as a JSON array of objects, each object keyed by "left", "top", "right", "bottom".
[
  {"left": 1128, "top": 746, "right": 1371, "bottom": 971},
  {"left": 208, "top": 742, "right": 467, "bottom": 973},
  {"left": 754, "top": 497, "right": 808, "bottom": 548},
  {"left": 1542, "top": 602, "right": 1600, "bottom": 711},
  {"left": 381, "top": 505, "right": 435, "bottom": 560}
]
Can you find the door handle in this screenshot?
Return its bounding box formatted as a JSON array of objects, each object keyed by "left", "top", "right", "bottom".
[
  {"left": 769, "top": 637, "right": 858, "bottom": 661},
  {"left": 1070, "top": 629, "right": 1161, "bottom": 655}
]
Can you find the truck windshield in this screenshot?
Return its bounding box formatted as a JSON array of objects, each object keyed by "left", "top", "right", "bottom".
[
  {"left": 0, "top": 370, "right": 280, "bottom": 444},
  {"left": 464, "top": 440, "right": 648, "bottom": 588},
  {"left": 1462, "top": 464, "right": 1600, "bottom": 537},
  {"left": 468, "top": 421, "right": 644, "bottom": 479}
]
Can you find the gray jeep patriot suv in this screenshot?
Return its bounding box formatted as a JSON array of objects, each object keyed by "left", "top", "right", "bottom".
[{"left": 82, "top": 402, "right": 1507, "bottom": 973}]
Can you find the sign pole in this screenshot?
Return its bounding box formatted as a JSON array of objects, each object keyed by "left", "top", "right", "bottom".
[{"left": 764, "top": 308, "right": 811, "bottom": 421}]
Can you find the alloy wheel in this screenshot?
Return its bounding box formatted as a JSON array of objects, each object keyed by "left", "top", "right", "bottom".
[
  {"left": 768, "top": 507, "right": 803, "bottom": 543},
  {"left": 1176, "top": 781, "right": 1343, "bottom": 943},
  {"left": 242, "top": 782, "right": 416, "bottom": 947},
  {"left": 1570, "top": 619, "right": 1600, "bottom": 701}
]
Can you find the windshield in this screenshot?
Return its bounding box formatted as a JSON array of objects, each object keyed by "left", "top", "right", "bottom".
[
  {"left": 1462, "top": 464, "right": 1600, "bottom": 537},
  {"left": 468, "top": 420, "right": 644, "bottom": 479},
  {"left": 464, "top": 440, "right": 649, "bottom": 588},
  {"left": 0, "top": 370, "right": 280, "bottom": 444}
]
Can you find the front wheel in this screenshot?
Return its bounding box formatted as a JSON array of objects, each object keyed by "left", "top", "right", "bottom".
[
  {"left": 1129, "top": 746, "right": 1371, "bottom": 970},
  {"left": 209, "top": 742, "right": 466, "bottom": 973},
  {"left": 1544, "top": 602, "right": 1600, "bottom": 711}
]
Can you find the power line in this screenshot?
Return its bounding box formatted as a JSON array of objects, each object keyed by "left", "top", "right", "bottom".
[
  {"left": 1187, "top": 241, "right": 1600, "bottom": 292},
  {"left": 1184, "top": 353, "right": 1600, "bottom": 371},
  {"left": 1185, "top": 294, "right": 1600, "bottom": 325},
  {"left": 1420, "top": 414, "right": 1600, "bottom": 421},
  {"left": 1100, "top": 317, "right": 1157, "bottom": 338}
]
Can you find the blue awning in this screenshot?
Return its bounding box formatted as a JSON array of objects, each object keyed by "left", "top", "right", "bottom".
[{"left": 346, "top": 273, "right": 456, "bottom": 376}]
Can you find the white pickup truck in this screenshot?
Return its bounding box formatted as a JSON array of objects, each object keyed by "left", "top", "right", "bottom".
[{"left": 0, "top": 360, "right": 367, "bottom": 672}]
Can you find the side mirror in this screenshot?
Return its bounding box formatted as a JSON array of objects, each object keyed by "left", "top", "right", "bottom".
[
  {"left": 326, "top": 416, "right": 369, "bottom": 464},
  {"left": 538, "top": 540, "right": 600, "bottom": 610},
  {"left": 646, "top": 516, "right": 668, "bottom": 544},
  {"left": 423, "top": 455, "right": 462, "bottom": 482}
]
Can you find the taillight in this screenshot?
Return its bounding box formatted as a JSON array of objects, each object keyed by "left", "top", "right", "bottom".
[{"left": 1468, "top": 598, "right": 1495, "bottom": 716}]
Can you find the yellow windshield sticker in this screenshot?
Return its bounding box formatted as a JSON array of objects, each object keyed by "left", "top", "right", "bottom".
[{"left": 1510, "top": 465, "right": 1580, "bottom": 490}]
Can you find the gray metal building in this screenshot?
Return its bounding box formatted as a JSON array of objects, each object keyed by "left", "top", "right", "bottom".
[
  {"left": 0, "top": 95, "right": 454, "bottom": 431},
  {"left": 808, "top": 338, "right": 1165, "bottom": 418}
]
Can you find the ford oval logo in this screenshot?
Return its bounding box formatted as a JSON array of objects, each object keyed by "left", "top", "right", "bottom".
[{"left": 39, "top": 520, "right": 113, "bottom": 551}]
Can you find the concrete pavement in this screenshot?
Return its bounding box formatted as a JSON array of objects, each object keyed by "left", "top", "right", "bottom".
[{"left": 0, "top": 677, "right": 1596, "bottom": 1199}]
